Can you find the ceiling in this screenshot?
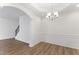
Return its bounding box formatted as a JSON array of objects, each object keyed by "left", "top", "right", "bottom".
[
  {"left": 30, "top": 3, "right": 70, "bottom": 12},
  {"left": 0, "top": 6, "right": 26, "bottom": 20},
  {"left": 20, "top": 3, "right": 79, "bottom": 19},
  {"left": 0, "top": 3, "right": 79, "bottom": 20}
]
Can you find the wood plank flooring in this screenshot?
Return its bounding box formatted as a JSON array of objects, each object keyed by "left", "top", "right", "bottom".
[{"left": 0, "top": 38, "right": 79, "bottom": 55}]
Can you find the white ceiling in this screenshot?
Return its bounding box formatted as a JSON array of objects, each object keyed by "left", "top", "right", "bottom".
[
  {"left": 25, "top": 3, "right": 79, "bottom": 19},
  {"left": 0, "top": 6, "right": 26, "bottom": 20},
  {"left": 0, "top": 3, "right": 79, "bottom": 20},
  {"left": 30, "top": 3, "right": 70, "bottom": 12}
]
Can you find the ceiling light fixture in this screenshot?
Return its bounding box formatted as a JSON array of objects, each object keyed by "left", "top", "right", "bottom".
[
  {"left": 31, "top": 3, "right": 69, "bottom": 21},
  {"left": 46, "top": 11, "right": 59, "bottom": 21}
]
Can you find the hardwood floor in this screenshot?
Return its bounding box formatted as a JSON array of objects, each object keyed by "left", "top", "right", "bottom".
[{"left": 0, "top": 38, "right": 79, "bottom": 55}]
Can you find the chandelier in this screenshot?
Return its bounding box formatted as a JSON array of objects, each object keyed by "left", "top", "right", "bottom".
[
  {"left": 30, "top": 3, "right": 70, "bottom": 21},
  {"left": 46, "top": 11, "right": 59, "bottom": 21}
]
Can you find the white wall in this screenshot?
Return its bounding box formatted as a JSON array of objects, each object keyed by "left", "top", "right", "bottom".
[
  {"left": 32, "top": 11, "right": 79, "bottom": 49},
  {"left": 16, "top": 15, "right": 43, "bottom": 47},
  {"left": 0, "top": 18, "right": 19, "bottom": 39},
  {"left": 16, "top": 11, "right": 79, "bottom": 49},
  {"left": 16, "top": 15, "right": 32, "bottom": 44}
]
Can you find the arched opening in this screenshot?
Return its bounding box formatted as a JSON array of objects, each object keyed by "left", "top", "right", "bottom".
[{"left": 0, "top": 6, "right": 31, "bottom": 39}]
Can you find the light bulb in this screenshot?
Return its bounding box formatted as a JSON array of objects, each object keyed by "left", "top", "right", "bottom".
[
  {"left": 47, "top": 12, "right": 51, "bottom": 16},
  {"left": 76, "top": 4, "right": 79, "bottom": 7},
  {"left": 54, "top": 11, "right": 59, "bottom": 17}
]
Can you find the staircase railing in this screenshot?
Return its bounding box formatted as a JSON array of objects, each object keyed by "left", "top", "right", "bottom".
[{"left": 15, "top": 25, "right": 20, "bottom": 36}]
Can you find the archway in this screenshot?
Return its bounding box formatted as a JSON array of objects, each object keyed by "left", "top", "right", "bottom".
[{"left": 0, "top": 6, "right": 31, "bottom": 39}]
